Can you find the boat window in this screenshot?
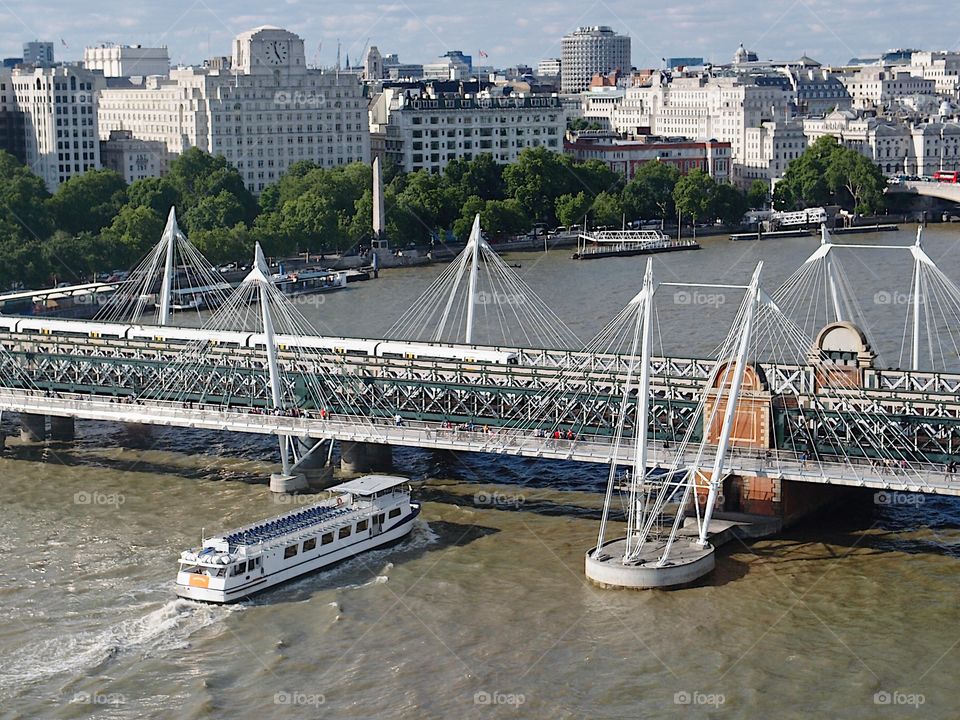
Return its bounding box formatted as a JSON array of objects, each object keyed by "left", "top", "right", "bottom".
[
  {"left": 321, "top": 532, "right": 334, "bottom": 545},
  {"left": 389, "top": 508, "right": 402, "bottom": 519},
  {"left": 232, "top": 561, "right": 247, "bottom": 575},
  {"left": 284, "top": 544, "right": 298, "bottom": 559},
  {"left": 377, "top": 513, "right": 385, "bottom": 524},
  {"left": 303, "top": 538, "right": 317, "bottom": 551},
  {"left": 249, "top": 558, "right": 259, "bottom": 569},
  {"left": 338, "top": 526, "right": 351, "bottom": 539},
  {"left": 356, "top": 520, "right": 368, "bottom": 532}
]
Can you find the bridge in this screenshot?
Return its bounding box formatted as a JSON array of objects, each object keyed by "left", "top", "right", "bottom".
[
  {"left": 2, "top": 210, "right": 960, "bottom": 587},
  {"left": 886, "top": 179, "right": 960, "bottom": 203}
]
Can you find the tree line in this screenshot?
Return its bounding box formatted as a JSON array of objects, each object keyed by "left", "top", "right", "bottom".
[{"left": 0, "top": 136, "right": 883, "bottom": 290}]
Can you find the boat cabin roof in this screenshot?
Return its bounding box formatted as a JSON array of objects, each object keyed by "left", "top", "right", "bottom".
[{"left": 327, "top": 474, "right": 409, "bottom": 497}]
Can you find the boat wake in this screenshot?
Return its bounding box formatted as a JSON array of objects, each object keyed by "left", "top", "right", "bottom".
[{"left": 1, "top": 597, "right": 238, "bottom": 692}]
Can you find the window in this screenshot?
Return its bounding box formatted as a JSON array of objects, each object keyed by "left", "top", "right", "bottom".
[
  {"left": 284, "top": 544, "right": 298, "bottom": 559},
  {"left": 339, "top": 526, "right": 352, "bottom": 539},
  {"left": 356, "top": 520, "right": 368, "bottom": 532},
  {"left": 232, "top": 561, "right": 246, "bottom": 575},
  {"left": 389, "top": 508, "right": 401, "bottom": 519},
  {"left": 303, "top": 538, "right": 317, "bottom": 552},
  {"left": 321, "top": 532, "right": 334, "bottom": 545}
]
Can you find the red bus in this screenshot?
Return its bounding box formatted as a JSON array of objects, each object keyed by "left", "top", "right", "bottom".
[{"left": 934, "top": 171, "right": 959, "bottom": 183}]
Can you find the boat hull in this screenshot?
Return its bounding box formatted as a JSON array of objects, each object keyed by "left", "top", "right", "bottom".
[{"left": 175, "top": 505, "right": 420, "bottom": 604}]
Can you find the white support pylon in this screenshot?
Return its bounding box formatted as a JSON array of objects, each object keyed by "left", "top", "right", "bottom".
[
  {"left": 248, "top": 242, "right": 292, "bottom": 476},
  {"left": 157, "top": 207, "right": 180, "bottom": 326},
  {"left": 624, "top": 258, "right": 655, "bottom": 560},
  {"left": 465, "top": 214, "right": 481, "bottom": 345},
  {"left": 821, "top": 225, "right": 844, "bottom": 323},
  {"left": 912, "top": 225, "right": 924, "bottom": 371},
  {"left": 698, "top": 261, "right": 763, "bottom": 545}
]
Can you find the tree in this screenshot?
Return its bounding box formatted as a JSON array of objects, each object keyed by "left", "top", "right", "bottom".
[
  {"left": 825, "top": 149, "right": 886, "bottom": 214},
  {"left": 183, "top": 191, "right": 247, "bottom": 235},
  {"left": 47, "top": 169, "right": 128, "bottom": 236},
  {"left": 503, "top": 147, "right": 579, "bottom": 223},
  {"left": 99, "top": 204, "right": 166, "bottom": 266},
  {"left": 746, "top": 180, "right": 770, "bottom": 210},
  {"left": 622, "top": 161, "right": 681, "bottom": 222},
  {"left": 126, "top": 177, "right": 180, "bottom": 216},
  {"left": 555, "top": 192, "right": 593, "bottom": 228},
  {"left": 191, "top": 223, "right": 254, "bottom": 265},
  {"left": 710, "top": 183, "right": 749, "bottom": 227},
  {"left": 0, "top": 150, "right": 54, "bottom": 240},
  {"left": 591, "top": 191, "right": 624, "bottom": 227},
  {"left": 445, "top": 154, "right": 506, "bottom": 202},
  {"left": 773, "top": 135, "right": 843, "bottom": 211},
  {"left": 673, "top": 169, "right": 715, "bottom": 227},
  {"left": 166, "top": 147, "right": 257, "bottom": 223}
]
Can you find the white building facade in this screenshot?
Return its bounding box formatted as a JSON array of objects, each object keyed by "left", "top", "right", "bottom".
[
  {"left": 370, "top": 87, "right": 565, "bottom": 173},
  {"left": 100, "top": 129, "right": 168, "bottom": 183},
  {"left": 740, "top": 120, "right": 807, "bottom": 187},
  {"left": 840, "top": 67, "right": 937, "bottom": 110},
  {"left": 83, "top": 45, "right": 170, "bottom": 78},
  {"left": 10, "top": 65, "right": 104, "bottom": 190},
  {"left": 560, "top": 26, "right": 631, "bottom": 94},
  {"left": 97, "top": 27, "right": 370, "bottom": 194}
]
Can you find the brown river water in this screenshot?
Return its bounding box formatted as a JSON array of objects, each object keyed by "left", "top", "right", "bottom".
[{"left": 3, "top": 225, "right": 960, "bottom": 719}]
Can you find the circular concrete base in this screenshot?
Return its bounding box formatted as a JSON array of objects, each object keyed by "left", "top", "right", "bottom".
[
  {"left": 585, "top": 537, "right": 716, "bottom": 589},
  {"left": 269, "top": 473, "right": 309, "bottom": 493}
]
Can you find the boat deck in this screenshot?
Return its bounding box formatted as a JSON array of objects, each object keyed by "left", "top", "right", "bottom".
[{"left": 223, "top": 504, "right": 361, "bottom": 548}]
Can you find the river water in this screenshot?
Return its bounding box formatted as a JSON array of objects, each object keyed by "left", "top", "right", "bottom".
[{"left": 3, "top": 225, "right": 960, "bottom": 719}]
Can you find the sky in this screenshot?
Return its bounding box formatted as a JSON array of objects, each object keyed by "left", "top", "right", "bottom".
[{"left": 1, "top": 0, "right": 957, "bottom": 69}]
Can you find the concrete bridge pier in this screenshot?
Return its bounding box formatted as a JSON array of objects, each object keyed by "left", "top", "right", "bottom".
[
  {"left": 295, "top": 437, "right": 335, "bottom": 489},
  {"left": 340, "top": 441, "right": 393, "bottom": 474},
  {"left": 19, "top": 413, "right": 46, "bottom": 442},
  {"left": 49, "top": 416, "right": 75, "bottom": 441}
]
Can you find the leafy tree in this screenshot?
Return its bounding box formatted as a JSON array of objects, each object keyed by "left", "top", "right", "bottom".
[
  {"left": 166, "top": 147, "right": 257, "bottom": 223},
  {"left": 42, "top": 230, "right": 114, "bottom": 284},
  {"left": 503, "top": 147, "right": 575, "bottom": 223},
  {"left": 183, "top": 191, "right": 247, "bottom": 235},
  {"left": 126, "top": 177, "right": 180, "bottom": 217},
  {"left": 191, "top": 223, "right": 254, "bottom": 265},
  {"left": 824, "top": 149, "right": 886, "bottom": 214},
  {"left": 591, "top": 191, "right": 625, "bottom": 227},
  {"left": 622, "top": 161, "right": 681, "bottom": 222},
  {"left": 746, "top": 180, "right": 770, "bottom": 210},
  {"left": 555, "top": 192, "right": 593, "bottom": 228},
  {"left": 0, "top": 150, "right": 54, "bottom": 240},
  {"left": 710, "top": 183, "right": 749, "bottom": 227},
  {"left": 47, "top": 169, "right": 128, "bottom": 236},
  {"left": 445, "top": 154, "right": 506, "bottom": 202},
  {"left": 452, "top": 196, "right": 487, "bottom": 239},
  {"left": 99, "top": 204, "right": 166, "bottom": 266},
  {"left": 673, "top": 169, "right": 715, "bottom": 227}
]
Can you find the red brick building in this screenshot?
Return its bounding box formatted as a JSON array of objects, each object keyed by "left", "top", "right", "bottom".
[{"left": 564, "top": 133, "right": 732, "bottom": 181}]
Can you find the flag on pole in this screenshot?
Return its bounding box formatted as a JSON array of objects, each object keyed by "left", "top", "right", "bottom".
[
  {"left": 60, "top": 38, "right": 69, "bottom": 48},
  {"left": 478, "top": 49, "right": 488, "bottom": 58}
]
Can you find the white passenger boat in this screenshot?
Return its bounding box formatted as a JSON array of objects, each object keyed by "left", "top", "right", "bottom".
[{"left": 175, "top": 475, "right": 420, "bottom": 603}]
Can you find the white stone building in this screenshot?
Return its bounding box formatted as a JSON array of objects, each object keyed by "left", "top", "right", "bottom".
[
  {"left": 10, "top": 64, "right": 104, "bottom": 190},
  {"left": 902, "top": 51, "right": 960, "bottom": 99},
  {"left": 740, "top": 120, "right": 807, "bottom": 187},
  {"left": 369, "top": 85, "right": 565, "bottom": 173},
  {"left": 840, "top": 67, "right": 937, "bottom": 110},
  {"left": 537, "top": 58, "right": 561, "bottom": 78},
  {"left": 802, "top": 110, "right": 960, "bottom": 175},
  {"left": 100, "top": 128, "right": 168, "bottom": 183},
  {"left": 97, "top": 26, "right": 370, "bottom": 194},
  {"left": 83, "top": 45, "right": 170, "bottom": 78},
  {"left": 560, "top": 26, "right": 631, "bottom": 94},
  {"left": 580, "top": 72, "right": 793, "bottom": 183}
]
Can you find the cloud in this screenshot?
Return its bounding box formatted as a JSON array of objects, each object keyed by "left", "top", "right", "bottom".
[{"left": 0, "top": 0, "right": 952, "bottom": 67}]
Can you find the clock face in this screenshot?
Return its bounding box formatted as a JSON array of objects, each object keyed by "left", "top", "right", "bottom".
[{"left": 263, "top": 40, "right": 288, "bottom": 65}]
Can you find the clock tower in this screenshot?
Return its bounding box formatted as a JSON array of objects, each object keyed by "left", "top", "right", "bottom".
[{"left": 232, "top": 26, "right": 307, "bottom": 75}]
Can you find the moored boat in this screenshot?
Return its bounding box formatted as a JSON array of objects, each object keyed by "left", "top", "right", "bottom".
[{"left": 175, "top": 475, "right": 420, "bottom": 603}]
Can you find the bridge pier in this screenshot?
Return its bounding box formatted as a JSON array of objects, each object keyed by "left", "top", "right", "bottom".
[
  {"left": 19, "top": 413, "right": 46, "bottom": 442},
  {"left": 340, "top": 441, "right": 393, "bottom": 474},
  {"left": 49, "top": 416, "right": 75, "bottom": 441}
]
